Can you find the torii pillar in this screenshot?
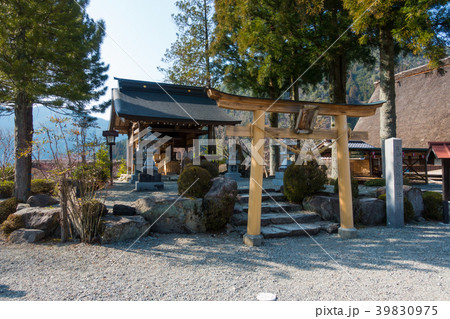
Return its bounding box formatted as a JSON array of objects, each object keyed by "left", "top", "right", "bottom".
[
  {"left": 335, "top": 115, "right": 357, "bottom": 238},
  {"left": 243, "top": 110, "right": 265, "bottom": 246}
]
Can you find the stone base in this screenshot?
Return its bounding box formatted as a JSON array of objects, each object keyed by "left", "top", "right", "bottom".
[
  {"left": 243, "top": 233, "right": 263, "bottom": 247},
  {"left": 130, "top": 174, "right": 138, "bottom": 184},
  {"left": 135, "top": 182, "right": 164, "bottom": 192},
  {"left": 338, "top": 227, "right": 358, "bottom": 239}
]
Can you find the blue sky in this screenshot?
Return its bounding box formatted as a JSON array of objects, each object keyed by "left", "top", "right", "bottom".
[{"left": 86, "top": 0, "right": 179, "bottom": 120}]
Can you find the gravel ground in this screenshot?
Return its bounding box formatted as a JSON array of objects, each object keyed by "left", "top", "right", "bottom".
[{"left": 0, "top": 222, "right": 449, "bottom": 301}]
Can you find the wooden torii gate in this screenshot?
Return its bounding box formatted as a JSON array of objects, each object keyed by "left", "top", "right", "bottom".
[{"left": 207, "top": 88, "right": 384, "bottom": 246}]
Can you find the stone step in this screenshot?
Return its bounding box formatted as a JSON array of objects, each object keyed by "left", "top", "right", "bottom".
[
  {"left": 237, "top": 187, "right": 277, "bottom": 195},
  {"left": 261, "top": 222, "right": 339, "bottom": 239},
  {"left": 231, "top": 211, "right": 321, "bottom": 227},
  {"left": 242, "top": 202, "right": 302, "bottom": 214},
  {"left": 232, "top": 221, "right": 339, "bottom": 239},
  {"left": 237, "top": 192, "right": 286, "bottom": 204}
]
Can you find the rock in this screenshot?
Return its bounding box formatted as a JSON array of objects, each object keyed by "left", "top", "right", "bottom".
[
  {"left": 13, "top": 207, "right": 60, "bottom": 236},
  {"left": 303, "top": 195, "right": 340, "bottom": 222},
  {"left": 136, "top": 194, "right": 205, "bottom": 233},
  {"left": 376, "top": 185, "right": 424, "bottom": 218},
  {"left": 16, "top": 203, "right": 30, "bottom": 211},
  {"left": 9, "top": 229, "right": 45, "bottom": 243},
  {"left": 203, "top": 177, "right": 238, "bottom": 231},
  {"left": 356, "top": 198, "right": 386, "bottom": 226},
  {"left": 100, "top": 215, "right": 150, "bottom": 244},
  {"left": 112, "top": 204, "right": 136, "bottom": 216},
  {"left": 403, "top": 186, "right": 424, "bottom": 218},
  {"left": 26, "top": 194, "right": 59, "bottom": 207}
]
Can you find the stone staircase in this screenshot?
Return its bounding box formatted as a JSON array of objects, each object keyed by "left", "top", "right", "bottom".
[{"left": 231, "top": 187, "right": 339, "bottom": 239}]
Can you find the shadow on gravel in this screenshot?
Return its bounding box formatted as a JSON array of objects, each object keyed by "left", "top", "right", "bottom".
[
  {"left": 104, "top": 223, "right": 450, "bottom": 276},
  {"left": 0, "top": 285, "right": 26, "bottom": 298}
]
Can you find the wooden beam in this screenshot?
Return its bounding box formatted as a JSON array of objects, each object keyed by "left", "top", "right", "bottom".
[
  {"left": 226, "top": 125, "right": 368, "bottom": 141},
  {"left": 207, "top": 88, "right": 384, "bottom": 117}
]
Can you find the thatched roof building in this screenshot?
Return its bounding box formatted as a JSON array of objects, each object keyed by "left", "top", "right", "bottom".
[{"left": 354, "top": 57, "right": 450, "bottom": 149}]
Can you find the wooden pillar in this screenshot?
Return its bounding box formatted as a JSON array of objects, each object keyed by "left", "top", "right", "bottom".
[
  {"left": 443, "top": 158, "right": 450, "bottom": 224},
  {"left": 244, "top": 110, "right": 265, "bottom": 246},
  {"left": 208, "top": 125, "right": 216, "bottom": 154},
  {"left": 335, "top": 115, "right": 357, "bottom": 239}
]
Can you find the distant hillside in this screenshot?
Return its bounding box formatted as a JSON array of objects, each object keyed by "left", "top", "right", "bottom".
[
  {"left": 0, "top": 107, "right": 111, "bottom": 160},
  {"left": 0, "top": 107, "right": 110, "bottom": 132}
]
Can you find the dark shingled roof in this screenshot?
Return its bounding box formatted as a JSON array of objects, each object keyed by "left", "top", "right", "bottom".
[
  {"left": 348, "top": 140, "right": 377, "bottom": 150},
  {"left": 354, "top": 57, "right": 450, "bottom": 149},
  {"left": 112, "top": 78, "right": 241, "bottom": 125}
]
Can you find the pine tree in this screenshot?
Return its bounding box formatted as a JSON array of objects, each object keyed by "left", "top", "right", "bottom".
[
  {"left": 0, "top": 0, "right": 109, "bottom": 201},
  {"left": 159, "top": 0, "right": 215, "bottom": 86}
]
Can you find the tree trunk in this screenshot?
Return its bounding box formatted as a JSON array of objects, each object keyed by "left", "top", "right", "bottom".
[
  {"left": 379, "top": 25, "right": 397, "bottom": 177},
  {"left": 268, "top": 84, "right": 279, "bottom": 175},
  {"left": 290, "top": 81, "right": 300, "bottom": 161},
  {"left": 269, "top": 112, "right": 279, "bottom": 175},
  {"left": 203, "top": 0, "right": 211, "bottom": 87},
  {"left": 14, "top": 93, "right": 33, "bottom": 202},
  {"left": 329, "top": 54, "right": 347, "bottom": 180}
]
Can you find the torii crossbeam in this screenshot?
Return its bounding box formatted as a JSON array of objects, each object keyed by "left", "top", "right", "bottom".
[{"left": 207, "top": 88, "right": 384, "bottom": 246}]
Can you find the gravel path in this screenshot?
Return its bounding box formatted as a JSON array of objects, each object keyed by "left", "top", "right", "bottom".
[{"left": 1, "top": 222, "right": 449, "bottom": 301}]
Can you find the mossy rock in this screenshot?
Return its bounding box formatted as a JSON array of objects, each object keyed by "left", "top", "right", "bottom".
[
  {"left": 422, "top": 191, "right": 443, "bottom": 221},
  {"left": 31, "top": 179, "right": 56, "bottom": 195},
  {"left": 333, "top": 178, "right": 359, "bottom": 198},
  {"left": 378, "top": 194, "right": 415, "bottom": 222},
  {"left": 0, "top": 197, "right": 19, "bottom": 224},
  {"left": 283, "top": 161, "right": 327, "bottom": 204},
  {"left": 1, "top": 214, "right": 24, "bottom": 236},
  {"left": 178, "top": 166, "right": 212, "bottom": 198},
  {"left": 0, "top": 181, "right": 14, "bottom": 198}
]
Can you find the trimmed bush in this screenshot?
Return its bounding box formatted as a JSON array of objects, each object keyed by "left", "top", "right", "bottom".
[
  {"left": 422, "top": 191, "right": 443, "bottom": 221},
  {"left": 178, "top": 166, "right": 212, "bottom": 198},
  {"left": 364, "top": 178, "right": 410, "bottom": 187},
  {"left": 200, "top": 161, "right": 219, "bottom": 178},
  {"left": 0, "top": 181, "right": 14, "bottom": 198},
  {"left": 333, "top": 178, "right": 359, "bottom": 198},
  {"left": 365, "top": 178, "right": 385, "bottom": 187},
  {"left": 378, "top": 194, "right": 415, "bottom": 222},
  {"left": 283, "top": 161, "right": 328, "bottom": 203},
  {"left": 0, "top": 214, "right": 24, "bottom": 235},
  {"left": 0, "top": 197, "right": 19, "bottom": 224},
  {"left": 0, "top": 164, "right": 14, "bottom": 182},
  {"left": 31, "top": 179, "right": 56, "bottom": 195}
]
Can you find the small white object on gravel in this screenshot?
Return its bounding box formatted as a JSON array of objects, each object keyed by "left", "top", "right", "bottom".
[{"left": 257, "top": 293, "right": 277, "bottom": 301}]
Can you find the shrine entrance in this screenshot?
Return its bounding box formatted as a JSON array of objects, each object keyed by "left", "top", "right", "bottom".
[{"left": 207, "top": 88, "right": 384, "bottom": 246}]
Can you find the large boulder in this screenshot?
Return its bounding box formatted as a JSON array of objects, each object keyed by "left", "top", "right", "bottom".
[
  {"left": 355, "top": 198, "right": 386, "bottom": 226},
  {"left": 13, "top": 207, "right": 60, "bottom": 236},
  {"left": 376, "top": 185, "right": 424, "bottom": 218},
  {"left": 113, "top": 204, "right": 136, "bottom": 216},
  {"left": 26, "top": 194, "right": 59, "bottom": 207},
  {"left": 135, "top": 194, "right": 205, "bottom": 233},
  {"left": 101, "top": 215, "right": 150, "bottom": 244},
  {"left": 203, "top": 177, "right": 238, "bottom": 231},
  {"left": 303, "top": 195, "right": 340, "bottom": 222},
  {"left": 9, "top": 229, "right": 45, "bottom": 243}
]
